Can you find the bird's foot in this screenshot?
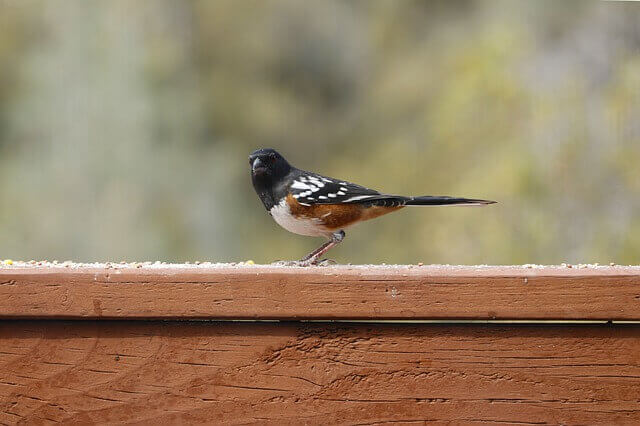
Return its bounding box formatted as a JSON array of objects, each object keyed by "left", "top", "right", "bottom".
[
  {"left": 270, "top": 258, "right": 336, "bottom": 267},
  {"left": 294, "top": 258, "right": 337, "bottom": 267},
  {"left": 271, "top": 260, "right": 301, "bottom": 266},
  {"left": 271, "top": 259, "right": 316, "bottom": 267}
]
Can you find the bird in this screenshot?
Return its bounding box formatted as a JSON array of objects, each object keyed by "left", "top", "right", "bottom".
[{"left": 249, "top": 148, "right": 495, "bottom": 265}]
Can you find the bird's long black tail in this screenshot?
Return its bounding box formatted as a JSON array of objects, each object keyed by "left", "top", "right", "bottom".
[
  {"left": 404, "top": 196, "right": 496, "bottom": 206},
  {"left": 361, "top": 195, "right": 495, "bottom": 207}
]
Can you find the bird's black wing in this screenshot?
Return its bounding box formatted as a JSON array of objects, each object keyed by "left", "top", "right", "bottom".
[
  {"left": 289, "top": 172, "right": 401, "bottom": 206},
  {"left": 289, "top": 171, "right": 494, "bottom": 207}
]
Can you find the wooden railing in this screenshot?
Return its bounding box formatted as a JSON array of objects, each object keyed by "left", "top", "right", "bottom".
[{"left": 1, "top": 265, "right": 639, "bottom": 424}]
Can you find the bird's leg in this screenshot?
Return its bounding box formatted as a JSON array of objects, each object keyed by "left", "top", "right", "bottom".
[{"left": 299, "top": 230, "right": 345, "bottom": 266}]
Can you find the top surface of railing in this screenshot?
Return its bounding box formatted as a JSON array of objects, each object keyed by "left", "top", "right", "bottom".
[{"left": 1, "top": 263, "right": 639, "bottom": 320}]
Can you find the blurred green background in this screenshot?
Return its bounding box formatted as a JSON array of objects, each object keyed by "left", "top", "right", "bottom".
[{"left": 0, "top": 0, "right": 639, "bottom": 265}]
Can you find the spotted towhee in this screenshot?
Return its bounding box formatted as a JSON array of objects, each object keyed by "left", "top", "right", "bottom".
[{"left": 250, "top": 148, "right": 495, "bottom": 265}]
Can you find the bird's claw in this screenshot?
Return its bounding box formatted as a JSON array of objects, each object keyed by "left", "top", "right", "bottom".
[
  {"left": 270, "top": 258, "right": 337, "bottom": 267},
  {"left": 271, "top": 260, "right": 302, "bottom": 266}
]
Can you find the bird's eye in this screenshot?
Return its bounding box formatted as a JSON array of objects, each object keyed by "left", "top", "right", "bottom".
[{"left": 268, "top": 154, "right": 277, "bottom": 163}]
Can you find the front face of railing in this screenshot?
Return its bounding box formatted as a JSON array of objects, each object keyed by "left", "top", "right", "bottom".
[
  {"left": 1, "top": 264, "right": 639, "bottom": 424},
  {"left": 2, "top": 264, "right": 640, "bottom": 320}
]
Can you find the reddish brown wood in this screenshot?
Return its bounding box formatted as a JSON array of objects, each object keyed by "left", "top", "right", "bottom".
[
  {"left": 0, "top": 321, "right": 638, "bottom": 425},
  {"left": 1, "top": 265, "right": 639, "bottom": 320}
]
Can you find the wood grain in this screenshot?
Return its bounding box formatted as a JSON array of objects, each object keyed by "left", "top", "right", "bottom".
[
  {"left": 1, "top": 265, "right": 639, "bottom": 320},
  {"left": 0, "top": 321, "right": 639, "bottom": 425}
]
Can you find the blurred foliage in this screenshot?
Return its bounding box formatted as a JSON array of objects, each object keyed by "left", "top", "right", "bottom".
[{"left": 0, "top": 0, "right": 639, "bottom": 264}]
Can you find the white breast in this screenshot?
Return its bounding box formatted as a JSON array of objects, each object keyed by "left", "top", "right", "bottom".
[{"left": 270, "top": 198, "right": 327, "bottom": 237}]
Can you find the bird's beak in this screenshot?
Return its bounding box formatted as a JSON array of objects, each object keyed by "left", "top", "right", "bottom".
[{"left": 252, "top": 157, "right": 266, "bottom": 174}]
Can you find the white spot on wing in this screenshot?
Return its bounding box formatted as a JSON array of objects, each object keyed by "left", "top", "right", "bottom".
[
  {"left": 308, "top": 178, "right": 324, "bottom": 188},
  {"left": 344, "top": 195, "right": 375, "bottom": 202},
  {"left": 291, "top": 180, "right": 311, "bottom": 190}
]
